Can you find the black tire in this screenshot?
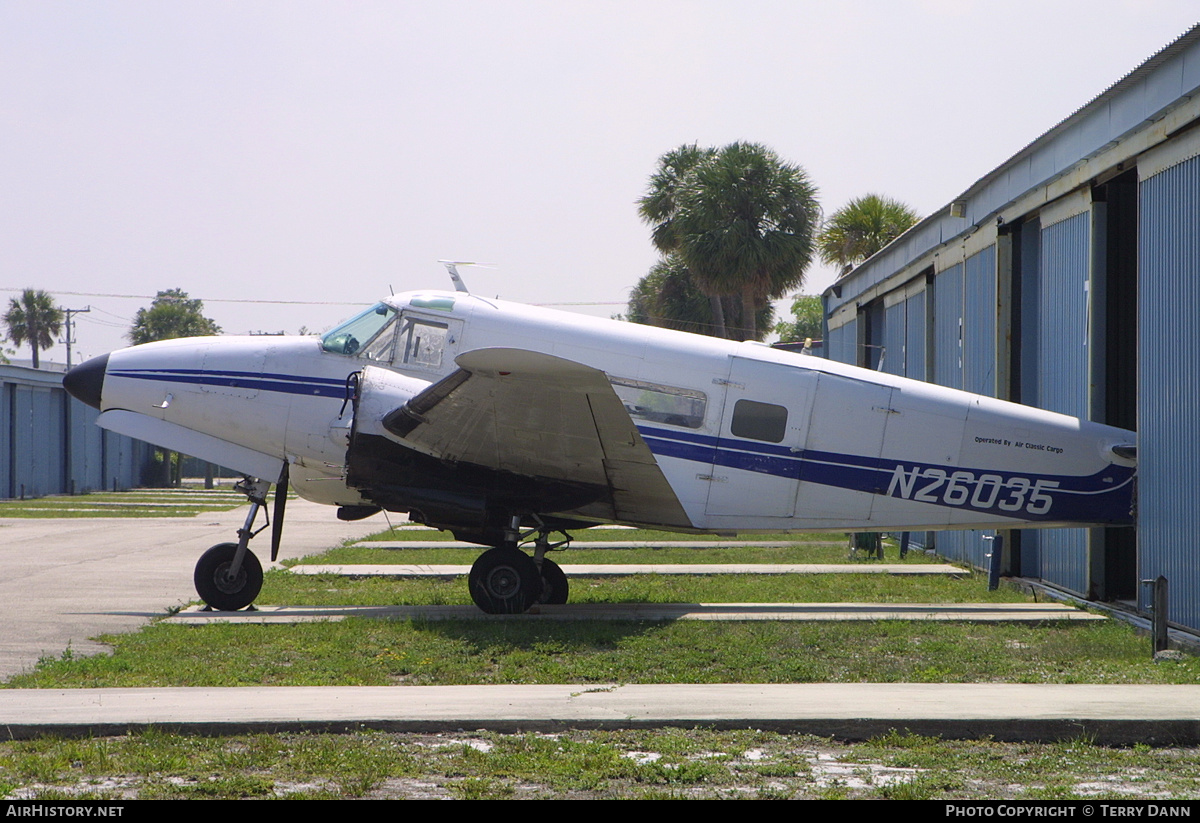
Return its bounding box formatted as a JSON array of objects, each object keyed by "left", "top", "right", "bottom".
[
  {"left": 537, "top": 557, "right": 569, "bottom": 605},
  {"left": 194, "top": 542, "right": 263, "bottom": 611},
  {"left": 468, "top": 547, "right": 543, "bottom": 614}
]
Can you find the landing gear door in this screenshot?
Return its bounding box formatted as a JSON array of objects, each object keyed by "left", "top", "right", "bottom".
[{"left": 705, "top": 358, "right": 816, "bottom": 518}]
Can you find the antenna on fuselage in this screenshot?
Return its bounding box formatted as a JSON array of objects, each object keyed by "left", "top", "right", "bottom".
[{"left": 439, "top": 260, "right": 495, "bottom": 294}]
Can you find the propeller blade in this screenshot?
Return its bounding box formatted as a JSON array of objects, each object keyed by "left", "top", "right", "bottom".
[{"left": 271, "top": 462, "right": 289, "bottom": 562}]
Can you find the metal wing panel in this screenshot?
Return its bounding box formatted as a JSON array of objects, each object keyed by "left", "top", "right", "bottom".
[{"left": 378, "top": 348, "right": 691, "bottom": 527}]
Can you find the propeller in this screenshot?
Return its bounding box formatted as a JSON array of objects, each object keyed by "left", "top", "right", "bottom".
[{"left": 270, "top": 461, "right": 289, "bottom": 562}]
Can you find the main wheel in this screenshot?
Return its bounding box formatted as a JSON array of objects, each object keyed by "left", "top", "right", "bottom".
[
  {"left": 468, "top": 547, "right": 543, "bottom": 614},
  {"left": 537, "top": 557, "right": 569, "bottom": 605},
  {"left": 194, "top": 542, "right": 263, "bottom": 611}
]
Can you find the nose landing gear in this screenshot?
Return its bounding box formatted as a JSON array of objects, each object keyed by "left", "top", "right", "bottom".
[
  {"left": 194, "top": 477, "right": 273, "bottom": 611},
  {"left": 194, "top": 541, "right": 263, "bottom": 611}
]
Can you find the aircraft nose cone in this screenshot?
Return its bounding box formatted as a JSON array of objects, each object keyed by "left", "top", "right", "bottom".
[{"left": 63, "top": 353, "right": 108, "bottom": 410}]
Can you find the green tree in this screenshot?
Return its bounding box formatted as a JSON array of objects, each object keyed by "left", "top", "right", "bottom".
[
  {"left": 774, "top": 294, "right": 824, "bottom": 344},
  {"left": 817, "top": 194, "right": 920, "bottom": 275},
  {"left": 128, "top": 289, "right": 222, "bottom": 345},
  {"left": 626, "top": 256, "right": 712, "bottom": 334},
  {"left": 3, "top": 289, "right": 63, "bottom": 369},
  {"left": 639, "top": 142, "right": 819, "bottom": 341},
  {"left": 128, "top": 289, "right": 221, "bottom": 488},
  {"left": 638, "top": 143, "right": 717, "bottom": 255},
  {"left": 626, "top": 255, "right": 774, "bottom": 336}
]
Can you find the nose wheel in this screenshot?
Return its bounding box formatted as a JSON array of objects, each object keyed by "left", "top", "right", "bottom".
[
  {"left": 193, "top": 475, "right": 276, "bottom": 611},
  {"left": 194, "top": 542, "right": 263, "bottom": 611}
]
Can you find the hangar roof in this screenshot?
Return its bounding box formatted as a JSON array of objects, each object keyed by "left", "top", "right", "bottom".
[{"left": 824, "top": 24, "right": 1200, "bottom": 314}]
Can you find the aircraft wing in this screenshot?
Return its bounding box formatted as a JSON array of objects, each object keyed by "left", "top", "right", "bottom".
[{"left": 374, "top": 348, "right": 692, "bottom": 527}]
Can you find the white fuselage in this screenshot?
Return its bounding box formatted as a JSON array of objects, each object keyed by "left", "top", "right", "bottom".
[{"left": 89, "top": 290, "right": 1137, "bottom": 534}]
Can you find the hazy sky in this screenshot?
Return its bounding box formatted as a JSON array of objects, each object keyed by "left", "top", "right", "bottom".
[{"left": 2, "top": 1, "right": 1197, "bottom": 364}]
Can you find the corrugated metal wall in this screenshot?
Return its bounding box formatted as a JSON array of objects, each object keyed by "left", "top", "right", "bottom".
[
  {"left": 883, "top": 301, "right": 906, "bottom": 377},
  {"left": 930, "top": 264, "right": 968, "bottom": 561},
  {"left": 0, "top": 369, "right": 149, "bottom": 499},
  {"left": 905, "top": 290, "right": 927, "bottom": 382},
  {"left": 963, "top": 247, "right": 997, "bottom": 397},
  {"left": 813, "top": 29, "right": 1200, "bottom": 634},
  {"left": 953, "top": 246, "right": 1000, "bottom": 568},
  {"left": 933, "top": 264, "right": 964, "bottom": 390},
  {"left": 928, "top": 249, "right": 999, "bottom": 568},
  {"left": 1028, "top": 210, "right": 1092, "bottom": 596},
  {"left": 826, "top": 317, "right": 857, "bottom": 366},
  {"left": 1139, "top": 151, "right": 1200, "bottom": 628},
  {"left": 1038, "top": 214, "right": 1091, "bottom": 417}
]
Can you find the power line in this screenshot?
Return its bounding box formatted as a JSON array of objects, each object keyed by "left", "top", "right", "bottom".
[
  {"left": 0, "top": 289, "right": 365, "bottom": 307},
  {"left": 0, "top": 287, "right": 626, "bottom": 309}
]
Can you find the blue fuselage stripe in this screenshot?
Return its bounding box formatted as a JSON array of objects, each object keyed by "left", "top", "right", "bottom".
[
  {"left": 636, "top": 424, "right": 1134, "bottom": 524},
  {"left": 107, "top": 368, "right": 1133, "bottom": 523},
  {"left": 109, "top": 368, "right": 346, "bottom": 398}
]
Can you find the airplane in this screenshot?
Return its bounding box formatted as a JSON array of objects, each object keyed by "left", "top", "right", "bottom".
[{"left": 62, "top": 265, "right": 1137, "bottom": 614}]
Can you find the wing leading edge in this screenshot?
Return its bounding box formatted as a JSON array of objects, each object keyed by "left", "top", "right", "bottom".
[{"left": 374, "top": 348, "right": 692, "bottom": 528}]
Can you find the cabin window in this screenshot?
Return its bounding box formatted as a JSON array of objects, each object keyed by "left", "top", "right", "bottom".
[
  {"left": 399, "top": 318, "right": 450, "bottom": 368},
  {"left": 610, "top": 377, "right": 706, "bottom": 429},
  {"left": 321, "top": 304, "right": 397, "bottom": 356},
  {"left": 730, "top": 399, "right": 788, "bottom": 443}
]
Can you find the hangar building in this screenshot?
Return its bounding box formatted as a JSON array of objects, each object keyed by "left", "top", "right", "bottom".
[
  {"left": 822, "top": 25, "right": 1200, "bottom": 633},
  {"left": 0, "top": 364, "right": 148, "bottom": 500}
]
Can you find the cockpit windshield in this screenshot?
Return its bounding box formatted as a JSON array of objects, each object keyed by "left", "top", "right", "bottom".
[{"left": 320, "top": 303, "right": 397, "bottom": 356}]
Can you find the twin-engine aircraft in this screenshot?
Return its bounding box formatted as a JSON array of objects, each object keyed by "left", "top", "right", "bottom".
[{"left": 63, "top": 268, "right": 1137, "bottom": 614}]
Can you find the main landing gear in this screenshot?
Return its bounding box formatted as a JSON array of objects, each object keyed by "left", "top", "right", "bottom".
[
  {"left": 194, "top": 477, "right": 275, "bottom": 611},
  {"left": 467, "top": 516, "right": 571, "bottom": 614}
]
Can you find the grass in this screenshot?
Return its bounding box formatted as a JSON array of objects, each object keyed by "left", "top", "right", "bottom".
[
  {"left": 3, "top": 517, "right": 1200, "bottom": 798},
  {"left": 7, "top": 529, "right": 1197, "bottom": 689},
  {"left": 0, "top": 488, "right": 248, "bottom": 518},
  {"left": 3, "top": 728, "right": 1200, "bottom": 799},
  {"left": 10, "top": 617, "right": 1196, "bottom": 689}
]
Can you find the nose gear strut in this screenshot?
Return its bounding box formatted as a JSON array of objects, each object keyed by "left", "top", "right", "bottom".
[{"left": 193, "top": 476, "right": 275, "bottom": 611}]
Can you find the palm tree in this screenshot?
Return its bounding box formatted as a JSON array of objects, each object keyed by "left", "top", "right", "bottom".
[
  {"left": 625, "top": 254, "right": 774, "bottom": 337},
  {"left": 3, "top": 289, "right": 63, "bottom": 369},
  {"left": 817, "top": 194, "right": 920, "bottom": 275},
  {"left": 669, "top": 142, "right": 820, "bottom": 341},
  {"left": 639, "top": 143, "right": 819, "bottom": 341},
  {"left": 638, "top": 145, "right": 730, "bottom": 336}
]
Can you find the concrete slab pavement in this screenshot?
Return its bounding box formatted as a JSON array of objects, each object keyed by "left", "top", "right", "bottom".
[
  {"left": 0, "top": 498, "right": 383, "bottom": 680},
  {"left": 2, "top": 683, "right": 1198, "bottom": 744}
]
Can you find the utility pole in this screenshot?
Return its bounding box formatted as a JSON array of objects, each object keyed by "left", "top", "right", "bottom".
[{"left": 60, "top": 306, "right": 90, "bottom": 369}]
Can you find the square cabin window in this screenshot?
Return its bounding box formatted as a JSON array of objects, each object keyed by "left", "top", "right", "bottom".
[
  {"left": 400, "top": 319, "right": 449, "bottom": 368},
  {"left": 730, "top": 399, "right": 788, "bottom": 443}
]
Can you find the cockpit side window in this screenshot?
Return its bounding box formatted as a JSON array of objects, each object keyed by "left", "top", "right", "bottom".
[
  {"left": 610, "top": 377, "right": 707, "bottom": 429},
  {"left": 321, "top": 304, "right": 397, "bottom": 357},
  {"left": 361, "top": 319, "right": 400, "bottom": 362}
]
